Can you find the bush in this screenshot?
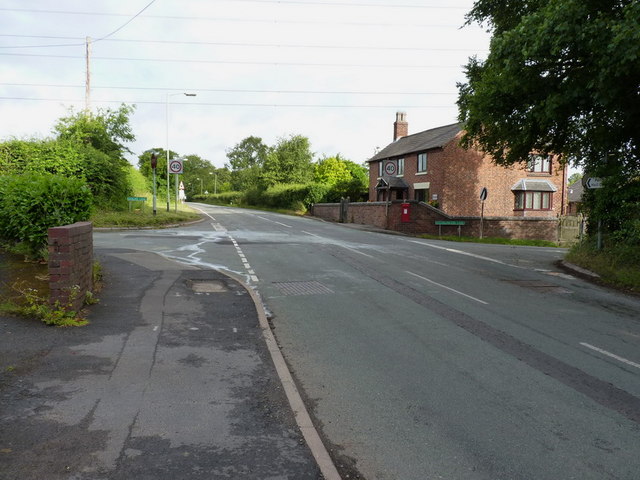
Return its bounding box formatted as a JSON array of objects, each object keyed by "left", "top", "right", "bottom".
[
  {"left": 0, "top": 139, "right": 132, "bottom": 210},
  {"left": 259, "top": 183, "right": 330, "bottom": 210},
  {"left": 0, "top": 173, "right": 92, "bottom": 256},
  {"left": 192, "top": 191, "right": 245, "bottom": 205}
]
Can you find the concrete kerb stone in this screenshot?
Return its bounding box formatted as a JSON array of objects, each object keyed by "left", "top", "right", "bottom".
[{"left": 226, "top": 272, "right": 343, "bottom": 480}]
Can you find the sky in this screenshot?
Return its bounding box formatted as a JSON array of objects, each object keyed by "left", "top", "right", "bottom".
[{"left": 0, "top": 0, "right": 491, "bottom": 169}]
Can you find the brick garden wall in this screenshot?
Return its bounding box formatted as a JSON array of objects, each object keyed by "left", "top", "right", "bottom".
[
  {"left": 312, "top": 201, "right": 559, "bottom": 242},
  {"left": 48, "top": 222, "right": 93, "bottom": 312}
]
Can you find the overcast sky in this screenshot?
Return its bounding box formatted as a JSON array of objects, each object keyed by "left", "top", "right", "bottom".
[{"left": 0, "top": 0, "right": 491, "bottom": 168}]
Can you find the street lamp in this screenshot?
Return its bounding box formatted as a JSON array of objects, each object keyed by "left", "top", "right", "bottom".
[
  {"left": 166, "top": 92, "right": 197, "bottom": 211},
  {"left": 196, "top": 177, "right": 203, "bottom": 195}
]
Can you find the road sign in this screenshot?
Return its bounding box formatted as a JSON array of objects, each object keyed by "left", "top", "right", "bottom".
[
  {"left": 435, "top": 221, "right": 466, "bottom": 225},
  {"left": 480, "top": 187, "right": 488, "bottom": 201},
  {"left": 383, "top": 160, "right": 397, "bottom": 176},
  {"left": 584, "top": 177, "right": 603, "bottom": 189},
  {"left": 169, "top": 159, "right": 183, "bottom": 174}
]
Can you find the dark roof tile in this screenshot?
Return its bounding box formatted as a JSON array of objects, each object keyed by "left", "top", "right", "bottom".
[{"left": 368, "top": 123, "right": 462, "bottom": 162}]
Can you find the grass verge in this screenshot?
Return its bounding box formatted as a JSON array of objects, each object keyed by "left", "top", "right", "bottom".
[
  {"left": 566, "top": 243, "right": 640, "bottom": 294},
  {"left": 91, "top": 205, "right": 201, "bottom": 228}
]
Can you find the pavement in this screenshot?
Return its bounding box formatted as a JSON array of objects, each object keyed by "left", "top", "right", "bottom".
[{"left": 0, "top": 247, "right": 335, "bottom": 480}]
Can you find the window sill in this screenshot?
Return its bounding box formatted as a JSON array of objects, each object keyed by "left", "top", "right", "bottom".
[{"left": 416, "top": 172, "right": 427, "bottom": 176}]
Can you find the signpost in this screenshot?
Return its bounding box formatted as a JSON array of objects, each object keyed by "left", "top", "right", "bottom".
[
  {"left": 582, "top": 176, "right": 604, "bottom": 248},
  {"left": 150, "top": 152, "right": 158, "bottom": 216},
  {"left": 383, "top": 160, "right": 397, "bottom": 176},
  {"left": 435, "top": 220, "right": 465, "bottom": 237},
  {"left": 127, "top": 197, "right": 147, "bottom": 212},
  {"left": 479, "top": 187, "right": 488, "bottom": 239},
  {"left": 584, "top": 177, "right": 603, "bottom": 189},
  {"left": 169, "top": 159, "right": 183, "bottom": 174}
]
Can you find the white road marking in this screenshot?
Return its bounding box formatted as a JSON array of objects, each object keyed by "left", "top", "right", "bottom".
[
  {"left": 302, "top": 230, "right": 323, "bottom": 238},
  {"left": 406, "top": 271, "right": 489, "bottom": 305},
  {"left": 579, "top": 342, "right": 640, "bottom": 370},
  {"left": 190, "top": 205, "right": 260, "bottom": 284},
  {"left": 233, "top": 327, "right": 238, "bottom": 333},
  {"left": 341, "top": 245, "right": 374, "bottom": 258},
  {"left": 255, "top": 215, "right": 292, "bottom": 228},
  {"left": 410, "top": 241, "right": 515, "bottom": 267}
]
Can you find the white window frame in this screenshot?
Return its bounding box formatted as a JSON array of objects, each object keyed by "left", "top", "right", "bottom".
[
  {"left": 514, "top": 191, "right": 553, "bottom": 210},
  {"left": 417, "top": 152, "right": 427, "bottom": 173},
  {"left": 527, "top": 154, "right": 552, "bottom": 173}
]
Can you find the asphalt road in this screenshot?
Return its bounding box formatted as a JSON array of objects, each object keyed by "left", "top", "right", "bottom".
[{"left": 94, "top": 203, "right": 640, "bottom": 480}]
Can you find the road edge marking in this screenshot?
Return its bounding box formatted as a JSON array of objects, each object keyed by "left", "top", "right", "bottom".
[{"left": 240, "top": 281, "right": 342, "bottom": 480}]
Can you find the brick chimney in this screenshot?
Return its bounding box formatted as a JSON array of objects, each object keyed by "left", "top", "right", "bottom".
[{"left": 393, "top": 111, "right": 408, "bottom": 141}]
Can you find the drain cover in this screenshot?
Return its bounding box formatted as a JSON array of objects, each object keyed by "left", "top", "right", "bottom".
[
  {"left": 187, "top": 280, "right": 228, "bottom": 293},
  {"left": 273, "top": 281, "right": 334, "bottom": 296}
]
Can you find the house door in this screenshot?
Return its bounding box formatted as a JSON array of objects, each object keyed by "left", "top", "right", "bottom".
[{"left": 415, "top": 188, "right": 428, "bottom": 203}]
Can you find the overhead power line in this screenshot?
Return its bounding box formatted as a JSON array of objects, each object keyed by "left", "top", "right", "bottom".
[
  {"left": 0, "top": 8, "right": 466, "bottom": 29},
  {"left": 0, "top": 34, "right": 488, "bottom": 53},
  {"left": 190, "top": 0, "right": 468, "bottom": 9},
  {"left": 0, "top": 96, "right": 456, "bottom": 109},
  {"left": 0, "top": 1, "right": 157, "bottom": 49},
  {"left": 0, "top": 82, "right": 457, "bottom": 96},
  {"left": 0, "top": 52, "right": 464, "bottom": 69},
  {"left": 92, "top": 0, "right": 158, "bottom": 43}
]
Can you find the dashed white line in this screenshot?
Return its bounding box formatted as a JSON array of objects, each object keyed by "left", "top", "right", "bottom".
[
  {"left": 580, "top": 342, "right": 640, "bottom": 370},
  {"left": 255, "top": 215, "right": 292, "bottom": 228},
  {"left": 406, "top": 271, "right": 489, "bottom": 305}
]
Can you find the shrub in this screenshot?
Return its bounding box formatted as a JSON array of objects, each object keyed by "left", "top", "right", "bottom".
[
  {"left": 0, "top": 173, "right": 92, "bottom": 256},
  {"left": 192, "top": 191, "right": 245, "bottom": 205},
  {"left": 259, "top": 183, "right": 330, "bottom": 210}
]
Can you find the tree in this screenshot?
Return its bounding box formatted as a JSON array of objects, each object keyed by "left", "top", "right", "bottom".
[
  {"left": 225, "top": 136, "right": 269, "bottom": 191},
  {"left": 314, "top": 155, "right": 352, "bottom": 186},
  {"left": 568, "top": 172, "right": 582, "bottom": 186},
  {"left": 261, "top": 135, "right": 314, "bottom": 187},
  {"left": 457, "top": 0, "right": 640, "bottom": 179},
  {"left": 54, "top": 104, "right": 136, "bottom": 161},
  {"left": 314, "top": 154, "right": 369, "bottom": 201}
]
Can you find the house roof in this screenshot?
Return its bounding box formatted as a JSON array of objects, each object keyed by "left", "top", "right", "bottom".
[
  {"left": 368, "top": 122, "right": 463, "bottom": 162},
  {"left": 511, "top": 179, "right": 558, "bottom": 192},
  {"left": 567, "top": 181, "right": 584, "bottom": 202},
  {"left": 376, "top": 176, "right": 410, "bottom": 190}
]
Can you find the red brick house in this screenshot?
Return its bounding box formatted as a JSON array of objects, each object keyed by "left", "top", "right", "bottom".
[{"left": 368, "top": 113, "right": 567, "bottom": 218}]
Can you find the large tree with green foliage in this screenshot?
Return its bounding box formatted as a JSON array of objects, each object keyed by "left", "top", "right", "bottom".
[
  {"left": 52, "top": 104, "right": 137, "bottom": 209},
  {"left": 225, "top": 136, "right": 270, "bottom": 191},
  {"left": 54, "top": 104, "right": 136, "bottom": 161},
  {"left": 314, "top": 154, "right": 369, "bottom": 201},
  {"left": 458, "top": 0, "right": 639, "bottom": 178},
  {"left": 261, "top": 135, "right": 314, "bottom": 187},
  {"left": 458, "top": 0, "right": 639, "bottom": 244}
]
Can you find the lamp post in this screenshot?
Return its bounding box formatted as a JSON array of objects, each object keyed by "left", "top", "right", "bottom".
[
  {"left": 197, "top": 177, "right": 203, "bottom": 195},
  {"left": 166, "top": 92, "right": 196, "bottom": 211}
]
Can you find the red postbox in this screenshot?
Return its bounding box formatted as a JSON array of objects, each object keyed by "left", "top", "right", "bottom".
[{"left": 401, "top": 202, "right": 410, "bottom": 223}]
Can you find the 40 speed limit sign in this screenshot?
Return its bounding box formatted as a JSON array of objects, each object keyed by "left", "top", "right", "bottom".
[{"left": 169, "top": 159, "right": 183, "bottom": 174}]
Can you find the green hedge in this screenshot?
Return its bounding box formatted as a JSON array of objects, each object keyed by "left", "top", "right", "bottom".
[
  {"left": 191, "top": 191, "right": 245, "bottom": 205},
  {"left": 259, "top": 183, "right": 330, "bottom": 209},
  {"left": 191, "top": 183, "right": 336, "bottom": 211},
  {"left": 0, "top": 173, "right": 93, "bottom": 255}
]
